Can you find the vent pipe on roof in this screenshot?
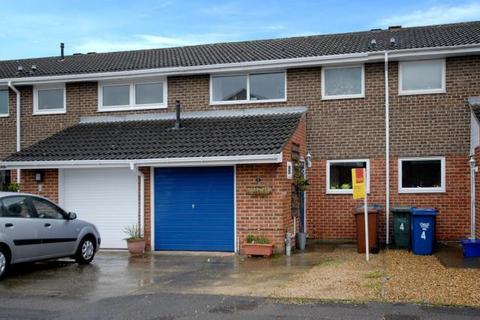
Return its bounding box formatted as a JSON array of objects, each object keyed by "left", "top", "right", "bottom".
[
  {"left": 174, "top": 100, "right": 182, "bottom": 129},
  {"left": 60, "top": 43, "right": 65, "bottom": 60}
]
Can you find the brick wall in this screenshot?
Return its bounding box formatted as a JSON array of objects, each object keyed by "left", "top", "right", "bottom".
[
  {"left": 3, "top": 56, "right": 479, "bottom": 243},
  {"left": 236, "top": 115, "right": 306, "bottom": 252},
  {"left": 19, "top": 169, "right": 59, "bottom": 203}
]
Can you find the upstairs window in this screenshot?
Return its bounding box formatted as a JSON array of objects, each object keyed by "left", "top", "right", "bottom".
[
  {"left": 33, "top": 85, "right": 66, "bottom": 115},
  {"left": 399, "top": 59, "right": 445, "bottom": 95},
  {"left": 399, "top": 157, "right": 445, "bottom": 193},
  {"left": 0, "top": 90, "right": 8, "bottom": 117},
  {"left": 326, "top": 159, "right": 370, "bottom": 194},
  {"left": 211, "top": 72, "right": 286, "bottom": 104},
  {"left": 99, "top": 79, "right": 167, "bottom": 111},
  {"left": 322, "top": 65, "right": 364, "bottom": 100}
]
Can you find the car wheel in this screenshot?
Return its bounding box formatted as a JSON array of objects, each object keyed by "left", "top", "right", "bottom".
[
  {"left": 0, "top": 247, "right": 10, "bottom": 280},
  {"left": 75, "top": 237, "right": 96, "bottom": 265}
]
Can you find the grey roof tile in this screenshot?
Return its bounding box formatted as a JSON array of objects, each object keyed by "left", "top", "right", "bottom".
[
  {"left": 3, "top": 112, "right": 302, "bottom": 162},
  {"left": 1, "top": 21, "right": 480, "bottom": 79}
]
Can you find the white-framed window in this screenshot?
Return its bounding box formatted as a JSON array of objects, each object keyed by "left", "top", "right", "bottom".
[
  {"left": 0, "top": 89, "right": 8, "bottom": 117},
  {"left": 33, "top": 84, "right": 66, "bottom": 115},
  {"left": 399, "top": 59, "right": 446, "bottom": 95},
  {"left": 321, "top": 65, "right": 365, "bottom": 100},
  {"left": 398, "top": 157, "right": 446, "bottom": 193},
  {"left": 210, "top": 72, "right": 286, "bottom": 104},
  {"left": 326, "top": 159, "right": 370, "bottom": 194},
  {"left": 98, "top": 79, "right": 167, "bottom": 112}
]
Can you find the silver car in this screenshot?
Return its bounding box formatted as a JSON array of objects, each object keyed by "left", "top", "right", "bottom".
[{"left": 0, "top": 192, "right": 101, "bottom": 279}]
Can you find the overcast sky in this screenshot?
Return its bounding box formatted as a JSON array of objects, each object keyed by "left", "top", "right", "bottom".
[{"left": 1, "top": 0, "right": 480, "bottom": 60}]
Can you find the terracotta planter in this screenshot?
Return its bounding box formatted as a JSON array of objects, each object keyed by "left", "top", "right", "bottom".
[
  {"left": 243, "top": 243, "right": 274, "bottom": 257},
  {"left": 127, "top": 239, "right": 146, "bottom": 255}
]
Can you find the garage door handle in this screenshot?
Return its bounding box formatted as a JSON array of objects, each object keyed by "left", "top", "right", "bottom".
[
  {"left": 44, "top": 223, "right": 52, "bottom": 228},
  {"left": 5, "top": 223, "right": 13, "bottom": 228}
]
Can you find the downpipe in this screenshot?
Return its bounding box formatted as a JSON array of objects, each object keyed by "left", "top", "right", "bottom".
[
  {"left": 130, "top": 163, "right": 145, "bottom": 234},
  {"left": 384, "top": 52, "right": 391, "bottom": 245},
  {"left": 470, "top": 155, "right": 477, "bottom": 240},
  {"left": 7, "top": 81, "right": 21, "bottom": 184}
]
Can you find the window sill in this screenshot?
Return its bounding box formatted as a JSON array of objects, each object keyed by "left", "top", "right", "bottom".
[
  {"left": 398, "top": 89, "right": 446, "bottom": 96},
  {"left": 0, "top": 114, "right": 9, "bottom": 118},
  {"left": 398, "top": 188, "right": 445, "bottom": 194},
  {"left": 33, "top": 110, "right": 66, "bottom": 116},
  {"left": 321, "top": 94, "right": 365, "bottom": 101},
  {"left": 98, "top": 104, "right": 167, "bottom": 112},
  {"left": 209, "top": 98, "right": 286, "bottom": 106},
  {"left": 326, "top": 190, "right": 371, "bottom": 195}
]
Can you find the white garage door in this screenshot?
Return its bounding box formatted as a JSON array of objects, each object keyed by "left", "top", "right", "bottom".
[{"left": 61, "top": 168, "right": 139, "bottom": 249}]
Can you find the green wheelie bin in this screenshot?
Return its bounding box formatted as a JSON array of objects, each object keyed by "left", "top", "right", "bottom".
[{"left": 392, "top": 206, "right": 412, "bottom": 249}]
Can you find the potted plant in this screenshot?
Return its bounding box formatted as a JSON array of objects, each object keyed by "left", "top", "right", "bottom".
[
  {"left": 123, "top": 225, "right": 145, "bottom": 255},
  {"left": 243, "top": 235, "right": 274, "bottom": 257}
]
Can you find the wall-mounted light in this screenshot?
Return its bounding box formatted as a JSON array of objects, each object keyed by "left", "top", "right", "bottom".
[
  {"left": 306, "top": 152, "right": 313, "bottom": 168},
  {"left": 34, "top": 170, "right": 44, "bottom": 183}
]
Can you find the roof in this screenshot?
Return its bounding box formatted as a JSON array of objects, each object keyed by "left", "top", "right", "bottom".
[
  {"left": 2, "top": 21, "right": 480, "bottom": 79},
  {"left": 2, "top": 111, "right": 303, "bottom": 162}
]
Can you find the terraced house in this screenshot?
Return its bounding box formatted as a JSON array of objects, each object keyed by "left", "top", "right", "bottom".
[{"left": 1, "top": 21, "right": 480, "bottom": 253}]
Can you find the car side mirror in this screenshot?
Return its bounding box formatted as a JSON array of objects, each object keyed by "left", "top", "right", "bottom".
[{"left": 67, "top": 212, "right": 77, "bottom": 220}]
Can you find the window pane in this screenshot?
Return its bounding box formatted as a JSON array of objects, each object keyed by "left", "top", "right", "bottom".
[
  {"left": 135, "top": 82, "right": 164, "bottom": 105},
  {"left": 0, "top": 90, "right": 8, "bottom": 115},
  {"left": 329, "top": 161, "right": 366, "bottom": 190},
  {"left": 103, "top": 85, "right": 130, "bottom": 106},
  {"left": 212, "top": 75, "right": 247, "bottom": 101},
  {"left": 250, "top": 73, "right": 285, "bottom": 100},
  {"left": 31, "top": 198, "right": 64, "bottom": 219},
  {"left": 38, "top": 89, "right": 64, "bottom": 110},
  {"left": 401, "top": 61, "right": 443, "bottom": 91},
  {"left": 324, "top": 67, "right": 362, "bottom": 96},
  {"left": 402, "top": 160, "right": 441, "bottom": 188},
  {"left": 1, "top": 196, "right": 32, "bottom": 218}
]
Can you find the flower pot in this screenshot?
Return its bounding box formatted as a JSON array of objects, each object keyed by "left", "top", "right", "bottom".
[
  {"left": 461, "top": 239, "right": 480, "bottom": 258},
  {"left": 127, "top": 239, "right": 146, "bottom": 255},
  {"left": 243, "top": 243, "right": 274, "bottom": 257}
]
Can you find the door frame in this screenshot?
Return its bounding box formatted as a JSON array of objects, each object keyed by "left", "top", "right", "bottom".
[{"left": 151, "top": 165, "right": 237, "bottom": 253}]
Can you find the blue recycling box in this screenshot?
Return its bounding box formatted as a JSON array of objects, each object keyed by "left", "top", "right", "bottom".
[{"left": 410, "top": 208, "right": 437, "bottom": 255}]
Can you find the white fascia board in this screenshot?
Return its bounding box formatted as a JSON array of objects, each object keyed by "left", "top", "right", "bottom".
[
  {"left": 0, "top": 153, "right": 283, "bottom": 169},
  {"left": 2, "top": 43, "right": 480, "bottom": 86}
]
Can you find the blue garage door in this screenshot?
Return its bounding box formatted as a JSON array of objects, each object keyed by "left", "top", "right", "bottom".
[{"left": 154, "top": 166, "right": 234, "bottom": 252}]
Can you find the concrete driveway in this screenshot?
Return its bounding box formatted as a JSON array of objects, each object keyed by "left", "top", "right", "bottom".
[{"left": 0, "top": 248, "right": 320, "bottom": 302}]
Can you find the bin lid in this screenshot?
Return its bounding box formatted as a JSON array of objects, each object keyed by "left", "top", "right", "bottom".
[
  {"left": 392, "top": 206, "right": 413, "bottom": 213},
  {"left": 411, "top": 207, "right": 437, "bottom": 216},
  {"left": 355, "top": 204, "right": 382, "bottom": 214}
]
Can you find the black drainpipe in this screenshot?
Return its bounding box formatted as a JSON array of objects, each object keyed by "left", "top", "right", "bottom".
[{"left": 174, "top": 100, "right": 182, "bottom": 129}]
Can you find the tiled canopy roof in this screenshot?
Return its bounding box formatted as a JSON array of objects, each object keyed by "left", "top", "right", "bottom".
[{"left": 3, "top": 112, "right": 303, "bottom": 162}]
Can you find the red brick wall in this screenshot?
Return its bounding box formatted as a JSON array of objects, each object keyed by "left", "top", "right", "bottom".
[
  {"left": 19, "top": 169, "right": 59, "bottom": 203},
  {"left": 236, "top": 115, "right": 306, "bottom": 252},
  {"left": 307, "top": 155, "right": 470, "bottom": 242}
]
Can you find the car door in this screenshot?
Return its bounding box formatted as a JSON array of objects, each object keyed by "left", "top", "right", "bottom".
[
  {"left": 30, "top": 197, "right": 80, "bottom": 257},
  {"left": 0, "top": 196, "right": 43, "bottom": 262}
]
